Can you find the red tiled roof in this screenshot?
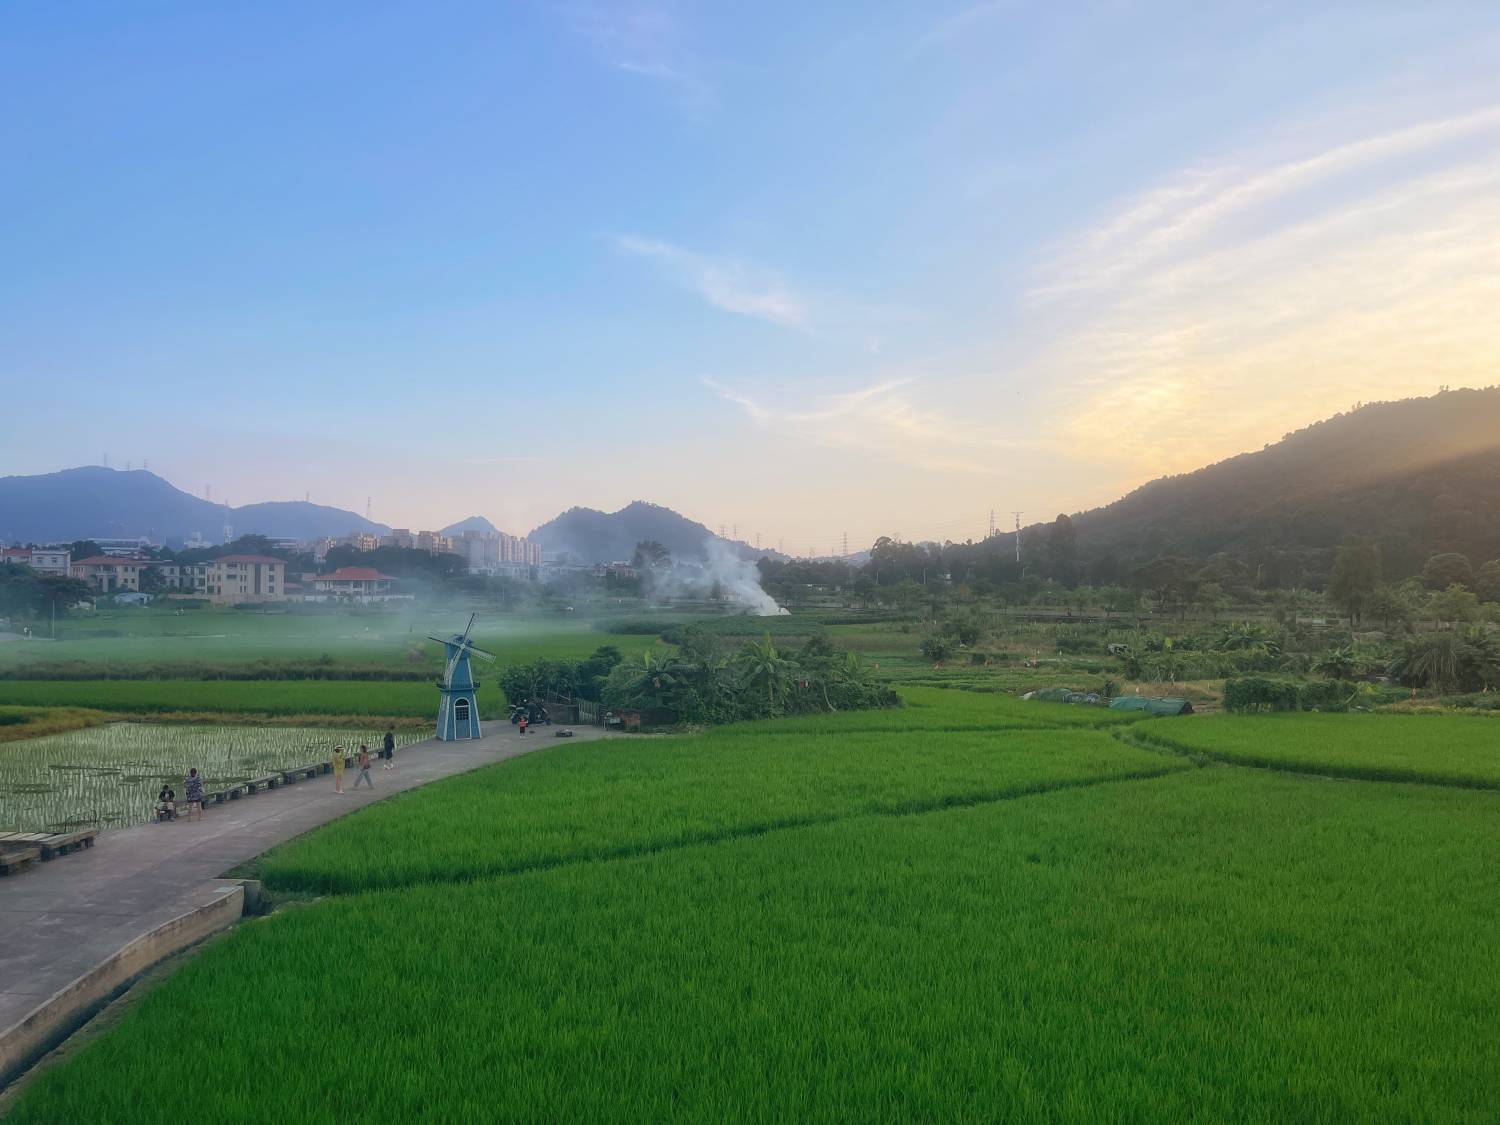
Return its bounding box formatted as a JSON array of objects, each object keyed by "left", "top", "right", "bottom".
[
  {"left": 314, "top": 567, "right": 394, "bottom": 582},
  {"left": 1, "top": 548, "right": 31, "bottom": 558},
  {"left": 213, "top": 555, "right": 285, "bottom": 564}
]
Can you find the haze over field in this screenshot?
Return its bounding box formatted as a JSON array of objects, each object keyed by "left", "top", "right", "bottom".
[{"left": 4, "top": 3, "right": 1499, "bottom": 549}]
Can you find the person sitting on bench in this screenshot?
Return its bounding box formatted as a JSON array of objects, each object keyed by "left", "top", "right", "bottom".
[{"left": 156, "top": 786, "right": 177, "bottom": 821}]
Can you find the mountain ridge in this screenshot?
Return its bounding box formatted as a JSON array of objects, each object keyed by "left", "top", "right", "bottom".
[
  {"left": 0, "top": 467, "right": 388, "bottom": 545},
  {"left": 1050, "top": 388, "right": 1500, "bottom": 579}
]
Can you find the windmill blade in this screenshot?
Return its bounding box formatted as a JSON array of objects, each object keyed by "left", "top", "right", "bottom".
[
  {"left": 425, "top": 634, "right": 449, "bottom": 646},
  {"left": 468, "top": 645, "right": 497, "bottom": 662},
  {"left": 460, "top": 613, "right": 477, "bottom": 644},
  {"left": 443, "top": 645, "right": 464, "bottom": 686}
]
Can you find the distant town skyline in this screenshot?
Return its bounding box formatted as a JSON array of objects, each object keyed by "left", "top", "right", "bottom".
[{"left": 4, "top": 3, "right": 1500, "bottom": 551}]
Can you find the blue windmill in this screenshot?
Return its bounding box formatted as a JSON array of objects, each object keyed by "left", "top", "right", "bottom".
[{"left": 428, "top": 614, "right": 495, "bottom": 741}]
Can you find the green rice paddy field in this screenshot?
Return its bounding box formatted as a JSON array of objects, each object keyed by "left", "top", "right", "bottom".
[
  {"left": 10, "top": 692, "right": 1500, "bottom": 1122},
  {"left": 0, "top": 679, "right": 474, "bottom": 718},
  {"left": 0, "top": 608, "right": 662, "bottom": 672}
]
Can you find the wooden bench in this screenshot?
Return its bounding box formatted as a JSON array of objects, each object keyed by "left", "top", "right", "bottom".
[
  {"left": 39, "top": 829, "right": 97, "bottom": 859},
  {"left": 0, "top": 829, "right": 98, "bottom": 860},
  {"left": 0, "top": 847, "right": 40, "bottom": 875}
]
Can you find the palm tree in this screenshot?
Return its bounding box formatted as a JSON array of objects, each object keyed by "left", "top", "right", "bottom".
[
  {"left": 1390, "top": 635, "right": 1463, "bottom": 695},
  {"left": 1314, "top": 644, "right": 1358, "bottom": 680},
  {"left": 616, "top": 649, "right": 678, "bottom": 708},
  {"left": 735, "top": 634, "right": 795, "bottom": 710}
]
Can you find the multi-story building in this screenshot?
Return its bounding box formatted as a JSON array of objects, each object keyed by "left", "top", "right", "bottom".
[
  {"left": 344, "top": 532, "right": 381, "bottom": 552},
  {"left": 28, "top": 548, "right": 71, "bottom": 576},
  {"left": 456, "top": 530, "right": 540, "bottom": 575},
  {"left": 199, "top": 555, "right": 285, "bottom": 604},
  {"left": 71, "top": 556, "right": 146, "bottom": 593},
  {"left": 148, "top": 562, "right": 205, "bottom": 590},
  {"left": 1, "top": 548, "right": 71, "bottom": 576},
  {"left": 415, "top": 531, "right": 454, "bottom": 554}
]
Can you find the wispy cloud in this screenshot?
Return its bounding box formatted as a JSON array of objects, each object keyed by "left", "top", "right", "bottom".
[
  {"left": 703, "top": 376, "right": 1044, "bottom": 474},
  {"left": 567, "top": 3, "right": 711, "bottom": 112},
  {"left": 615, "top": 235, "right": 811, "bottom": 328},
  {"left": 911, "top": 3, "right": 1009, "bottom": 54},
  {"left": 1025, "top": 103, "right": 1500, "bottom": 483}
]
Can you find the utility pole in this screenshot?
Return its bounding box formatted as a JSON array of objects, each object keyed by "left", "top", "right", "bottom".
[{"left": 1012, "top": 511, "right": 1024, "bottom": 564}]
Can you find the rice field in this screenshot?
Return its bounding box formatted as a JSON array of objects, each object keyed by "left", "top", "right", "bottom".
[
  {"left": 9, "top": 692, "right": 1500, "bottom": 1122},
  {"left": 1136, "top": 711, "right": 1500, "bottom": 788},
  {"left": 0, "top": 723, "right": 423, "bottom": 834},
  {"left": 256, "top": 698, "right": 1180, "bottom": 894},
  {"left": 0, "top": 680, "right": 464, "bottom": 718},
  {"left": 12, "top": 768, "right": 1499, "bottom": 1123}
]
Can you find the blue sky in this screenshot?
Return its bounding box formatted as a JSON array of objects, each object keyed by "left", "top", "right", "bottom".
[{"left": 4, "top": 2, "right": 1499, "bottom": 551}]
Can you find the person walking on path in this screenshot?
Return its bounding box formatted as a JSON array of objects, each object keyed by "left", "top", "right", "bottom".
[
  {"left": 382, "top": 725, "right": 396, "bottom": 771},
  {"left": 183, "top": 768, "right": 205, "bottom": 821},
  {"left": 332, "top": 745, "right": 346, "bottom": 793},
  {"left": 517, "top": 713, "right": 528, "bottom": 736},
  {"left": 353, "top": 744, "right": 374, "bottom": 790}
]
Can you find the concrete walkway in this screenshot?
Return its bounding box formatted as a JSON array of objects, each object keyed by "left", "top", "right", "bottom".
[{"left": 0, "top": 723, "right": 606, "bottom": 1079}]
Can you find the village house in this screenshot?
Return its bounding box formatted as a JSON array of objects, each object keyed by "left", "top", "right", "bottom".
[
  {"left": 70, "top": 556, "right": 146, "bottom": 593},
  {"left": 309, "top": 566, "right": 400, "bottom": 602},
  {"left": 1, "top": 548, "right": 71, "bottom": 576}
]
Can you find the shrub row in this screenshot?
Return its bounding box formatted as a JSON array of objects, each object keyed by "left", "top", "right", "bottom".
[{"left": 1222, "top": 677, "right": 1392, "bottom": 713}]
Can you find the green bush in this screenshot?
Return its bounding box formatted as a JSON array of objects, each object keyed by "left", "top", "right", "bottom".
[
  {"left": 1223, "top": 677, "right": 1301, "bottom": 713},
  {"left": 1223, "top": 677, "right": 1383, "bottom": 713}
]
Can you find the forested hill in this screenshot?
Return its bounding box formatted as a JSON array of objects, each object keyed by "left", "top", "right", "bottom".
[
  {"left": 0, "top": 467, "right": 387, "bottom": 544},
  {"left": 1064, "top": 388, "right": 1500, "bottom": 580},
  {"left": 529, "top": 501, "right": 756, "bottom": 563}
]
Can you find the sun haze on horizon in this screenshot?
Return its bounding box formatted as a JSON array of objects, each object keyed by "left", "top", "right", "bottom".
[{"left": 3, "top": 2, "right": 1498, "bottom": 550}]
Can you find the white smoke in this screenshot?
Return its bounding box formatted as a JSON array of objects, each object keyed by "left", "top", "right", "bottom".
[{"left": 702, "top": 539, "right": 788, "bottom": 616}]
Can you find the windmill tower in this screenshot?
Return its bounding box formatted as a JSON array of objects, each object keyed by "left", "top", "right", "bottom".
[{"left": 427, "top": 614, "right": 496, "bottom": 740}]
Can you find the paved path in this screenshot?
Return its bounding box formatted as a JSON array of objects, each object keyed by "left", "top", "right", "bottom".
[{"left": 0, "top": 724, "right": 605, "bottom": 1043}]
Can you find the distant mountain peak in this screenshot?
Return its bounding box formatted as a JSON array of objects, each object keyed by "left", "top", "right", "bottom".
[
  {"left": 0, "top": 465, "right": 388, "bottom": 545},
  {"left": 440, "top": 515, "right": 500, "bottom": 536},
  {"left": 529, "top": 501, "right": 759, "bottom": 564}
]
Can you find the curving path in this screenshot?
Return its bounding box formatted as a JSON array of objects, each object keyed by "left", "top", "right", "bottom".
[{"left": 0, "top": 722, "right": 608, "bottom": 1082}]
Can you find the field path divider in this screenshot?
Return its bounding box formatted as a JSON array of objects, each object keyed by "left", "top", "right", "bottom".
[
  {"left": 1113, "top": 726, "right": 1500, "bottom": 791},
  {"left": 301, "top": 762, "right": 1191, "bottom": 896}
]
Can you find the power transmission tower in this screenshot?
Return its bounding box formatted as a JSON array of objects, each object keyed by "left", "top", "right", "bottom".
[
  {"left": 1012, "top": 511, "right": 1024, "bottom": 564},
  {"left": 842, "top": 531, "right": 849, "bottom": 558},
  {"left": 732, "top": 524, "right": 738, "bottom": 541},
  {"left": 777, "top": 538, "right": 784, "bottom": 554},
  {"left": 988, "top": 509, "right": 996, "bottom": 538},
  {"left": 718, "top": 524, "right": 727, "bottom": 539},
  {"left": 366, "top": 497, "right": 372, "bottom": 520},
  {"left": 755, "top": 532, "right": 761, "bottom": 550}
]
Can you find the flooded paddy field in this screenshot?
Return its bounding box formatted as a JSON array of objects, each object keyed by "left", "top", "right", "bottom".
[{"left": 0, "top": 723, "right": 424, "bottom": 834}]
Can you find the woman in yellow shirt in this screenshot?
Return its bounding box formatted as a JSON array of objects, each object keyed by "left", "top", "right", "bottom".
[{"left": 332, "top": 745, "right": 346, "bottom": 793}]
